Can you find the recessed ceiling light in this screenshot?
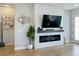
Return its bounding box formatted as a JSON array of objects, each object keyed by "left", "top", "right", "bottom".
[{"left": 74, "top": 4, "right": 79, "bottom": 7}]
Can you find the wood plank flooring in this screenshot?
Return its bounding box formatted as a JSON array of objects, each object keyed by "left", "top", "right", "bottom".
[{"left": 0, "top": 43, "right": 79, "bottom": 56}]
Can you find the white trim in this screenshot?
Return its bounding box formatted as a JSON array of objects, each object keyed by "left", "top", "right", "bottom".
[
  {"left": 65, "top": 39, "right": 70, "bottom": 43},
  {"left": 15, "top": 46, "right": 27, "bottom": 50},
  {"left": 5, "top": 43, "right": 14, "bottom": 45}
]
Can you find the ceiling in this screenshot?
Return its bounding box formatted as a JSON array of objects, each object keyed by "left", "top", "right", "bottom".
[
  {"left": 47, "top": 3, "right": 79, "bottom": 10},
  {"left": 0, "top": 3, "right": 79, "bottom": 10}
]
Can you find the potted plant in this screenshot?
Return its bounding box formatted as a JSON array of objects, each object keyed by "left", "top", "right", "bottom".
[{"left": 26, "top": 25, "right": 35, "bottom": 49}]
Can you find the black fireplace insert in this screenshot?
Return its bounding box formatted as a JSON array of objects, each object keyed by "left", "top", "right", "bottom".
[{"left": 39, "top": 35, "right": 60, "bottom": 43}]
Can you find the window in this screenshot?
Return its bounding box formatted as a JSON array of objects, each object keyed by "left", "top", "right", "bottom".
[{"left": 75, "top": 17, "right": 79, "bottom": 40}]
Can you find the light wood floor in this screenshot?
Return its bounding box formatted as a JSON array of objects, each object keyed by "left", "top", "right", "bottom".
[{"left": 0, "top": 43, "right": 79, "bottom": 56}]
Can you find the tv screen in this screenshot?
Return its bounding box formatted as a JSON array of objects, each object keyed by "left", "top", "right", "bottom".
[{"left": 42, "top": 15, "right": 62, "bottom": 28}]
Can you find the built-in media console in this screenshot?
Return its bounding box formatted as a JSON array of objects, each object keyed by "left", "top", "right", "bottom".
[
  {"left": 38, "top": 29, "right": 64, "bottom": 43},
  {"left": 35, "top": 28, "right": 64, "bottom": 49},
  {"left": 35, "top": 15, "right": 64, "bottom": 49}
]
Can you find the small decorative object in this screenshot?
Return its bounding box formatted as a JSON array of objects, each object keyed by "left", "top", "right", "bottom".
[
  {"left": 1, "top": 15, "right": 14, "bottom": 28},
  {"left": 37, "top": 27, "right": 40, "bottom": 33},
  {"left": 37, "top": 27, "right": 42, "bottom": 33},
  {"left": 60, "top": 27, "right": 63, "bottom": 30},
  {"left": 18, "top": 15, "right": 31, "bottom": 24},
  {"left": 26, "top": 25, "right": 35, "bottom": 49}
]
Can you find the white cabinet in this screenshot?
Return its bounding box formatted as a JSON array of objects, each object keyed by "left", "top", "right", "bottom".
[{"left": 35, "top": 31, "right": 64, "bottom": 49}]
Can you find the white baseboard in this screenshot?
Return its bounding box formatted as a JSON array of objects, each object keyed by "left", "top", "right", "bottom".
[
  {"left": 65, "top": 40, "right": 70, "bottom": 43},
  {"left": 15, "top": 46, "right": 27, "bottom": 50},
  {"left": 5, "top": 43, "right": 14, "bottom": 45},
  {"left": 64, "top": 39, "right": 70, "bottom": 43}
]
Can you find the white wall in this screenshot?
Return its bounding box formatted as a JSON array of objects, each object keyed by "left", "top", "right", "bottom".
[
  {"left": 14, "top": 3, "right": 70, "bottom": 50},
  {"left": 3, "top": 28, "right": 14, "bottom": 45},
  {"left": 63, "top": 10, "right": 70, "bottom": 43},
  {"left": 34, "top": 4, "right": 65, "bottom": 48},
  {"left": 34, "top": 4, "right": 71, "bottom": 49},
  {"left": 15, "top": 4, "right": 34, "bottom": 50},
  {"left": 34, "top": 4, "right": 64, "bottom": 28},
  {"left": 0, "top": 6, "right": 15, "bottom": 16}
]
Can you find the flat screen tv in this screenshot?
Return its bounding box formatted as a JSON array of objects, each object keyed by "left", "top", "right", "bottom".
[{"left": 42, "top": 15, "right": 62, "bottom": 28}]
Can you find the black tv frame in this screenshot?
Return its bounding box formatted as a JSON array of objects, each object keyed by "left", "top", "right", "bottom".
[{"left": 42, "top": 15, "right": 62, "bottom": 28}]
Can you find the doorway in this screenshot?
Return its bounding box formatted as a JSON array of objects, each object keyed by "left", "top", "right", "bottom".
[{"left": 0, "top": 4, "right": 15, "bottom": 49}]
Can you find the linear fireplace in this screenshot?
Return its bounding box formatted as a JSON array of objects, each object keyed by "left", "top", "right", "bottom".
[{"left": 39, "top": 35, "right": 60, "bottom": 43}]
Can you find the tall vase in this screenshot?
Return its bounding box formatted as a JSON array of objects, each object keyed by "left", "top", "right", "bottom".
[{"left": 27, "top": 39, "right": 33, "bottom": 49}]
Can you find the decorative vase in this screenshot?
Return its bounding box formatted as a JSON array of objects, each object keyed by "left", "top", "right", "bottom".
[
  {"left": 27, "top": 39, "right": 33, "bottom": 49},
  {"left": 27, "top": 44, "right": 33, "bottom": 49}
]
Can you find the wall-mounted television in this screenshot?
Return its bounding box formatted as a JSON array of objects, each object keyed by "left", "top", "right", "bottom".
[{"left": 42, "top": 15, "right": 62, "bottom": 28}]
